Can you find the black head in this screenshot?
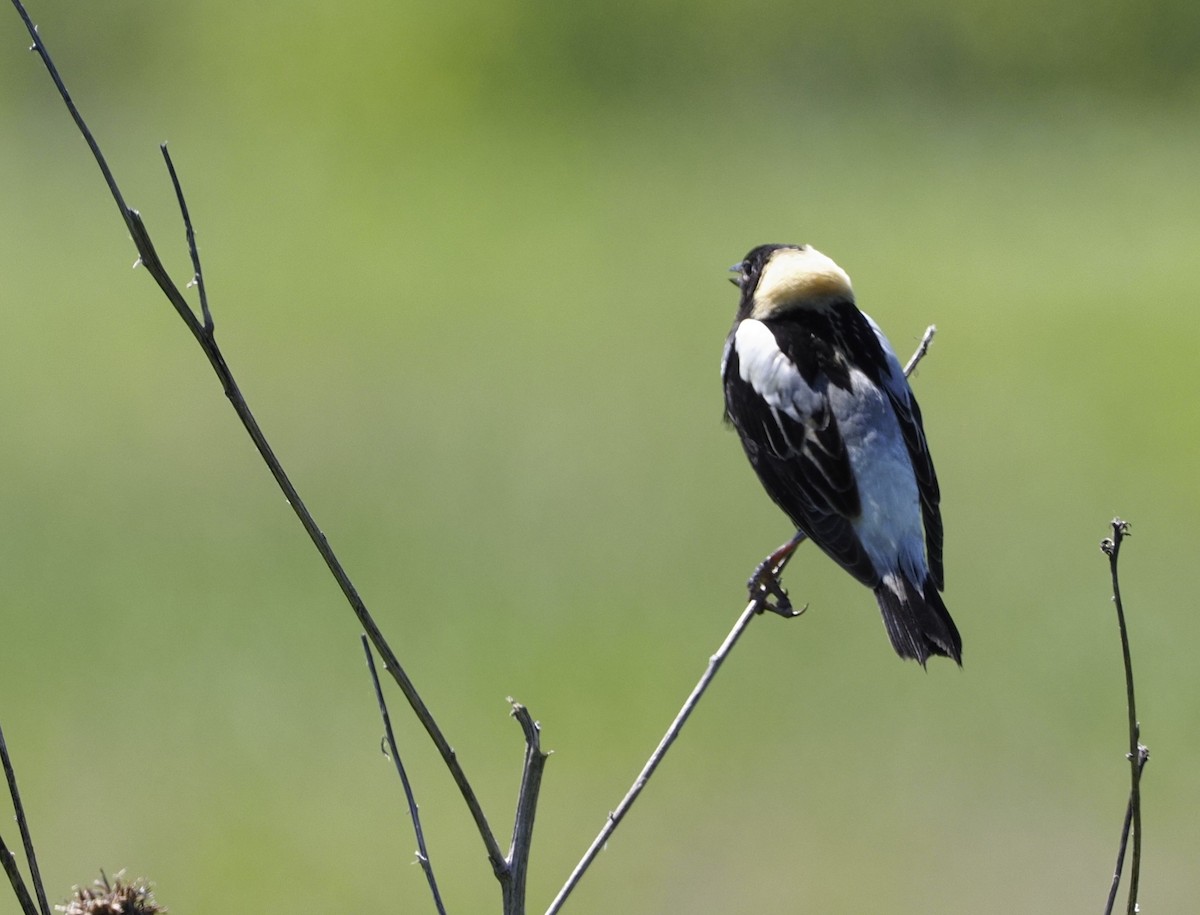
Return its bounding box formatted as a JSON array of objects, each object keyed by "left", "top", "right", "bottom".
[{"left": 728, "top": 244, "right": 792, "bottom": 292}]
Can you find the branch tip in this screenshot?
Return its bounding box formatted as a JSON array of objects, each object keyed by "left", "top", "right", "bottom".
[
  {"left": 1100, "top": 515, "right": 1144, "bottom": 915},
  {"left": 361, "top": 637, "right": 447, "bottom": 915}
]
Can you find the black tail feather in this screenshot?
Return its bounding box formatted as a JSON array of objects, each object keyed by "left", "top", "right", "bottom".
[{"left": 873, "top": 573, "right": 962, "bottom": 666}]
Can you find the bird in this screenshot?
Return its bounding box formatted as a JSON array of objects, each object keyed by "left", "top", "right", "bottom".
[{"left": 721, "top": 244, "right": 961, "bottom": 665}]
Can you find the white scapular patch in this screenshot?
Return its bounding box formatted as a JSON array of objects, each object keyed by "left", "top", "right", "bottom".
[
  {"left": 735, "top": 313, "right": 930, "bottom": 584},
  {"left": 750, "top": 246, "right": 854, "bottom": 320},
  {"left": 734, "top": 320, "right": 822, "bottom": 420}
]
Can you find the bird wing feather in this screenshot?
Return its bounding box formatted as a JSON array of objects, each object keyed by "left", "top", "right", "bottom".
[
  {"left": 725, "top": 319, "right": 880, "bottom": 587},
  {"left": 864, "top": 317, "right": 945, "bottom": 589}
]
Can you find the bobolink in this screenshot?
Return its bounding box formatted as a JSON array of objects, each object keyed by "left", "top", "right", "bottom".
[{"left": 721, "top": 244, "right": 961, "bottom": 665}]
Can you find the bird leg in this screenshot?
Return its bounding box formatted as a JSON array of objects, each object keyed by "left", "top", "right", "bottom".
[{"left": 747, "top": 531, "right": 808, "bottom": 618}]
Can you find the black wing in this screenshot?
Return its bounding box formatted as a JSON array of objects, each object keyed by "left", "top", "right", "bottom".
[
  {"left": 865, "top": 318, "right": 945, "bottom": 590},
  {"left": 723, "top": 321, "right": 880, "bottom": 587}
]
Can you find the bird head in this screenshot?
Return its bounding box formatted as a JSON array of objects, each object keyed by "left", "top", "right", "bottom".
[{"left": 730, "top": 244, "right": 854, "bottom": 320}]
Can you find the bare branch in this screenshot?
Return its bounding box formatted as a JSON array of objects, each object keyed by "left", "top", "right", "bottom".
[
  {"left": 362, "top": 637, "right": 447, "bottom": 915},
  {"left": 0, "top": 724, "right": 50, "bottom": 915},
  {"left": 545, "top": 593, "right": 766, "bottom": 915},
  {"left": 1100, "top": 519, "right": 1148, "bottom": 915},
  {"left": 903, "top": 324, "right": 936, "bottom": 376},
  {"left": 12, "top": 1, "right": 136, "bottom": 248},
  {"left": 11, "top": 0, "right": 507, "bottom": 876},
  {"left": 502, "top": 701, "right": 548, "bottom": 915},
  {"left": 162, "top": 144, "right": 213, "bottom": 333},
  {"left": 0, "top": 834, "right": 40, "bottom": 915}
]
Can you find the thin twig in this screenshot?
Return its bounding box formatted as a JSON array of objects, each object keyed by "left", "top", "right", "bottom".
[
  {"left": 162, "top": 144, "right": 213, "bottom": 333},
  {"left": 1, "top": 835, "right": 39, "bottom": 915},
  {"left": 362, "top": 636, "right": 447, "bottom": 915},
  {"left": 11, "top": 1, "right": 134, "bottom": 238},
  {"left": 1100, "top": 519, "right": 1147, "bottom": 915},
  {"left": 1104, "top": 799, "right": 1134, "bottom": 915},
  {"left": 903, "top": 324, "right": 936, "bottom": 376},
  {"left": 503, "top": 702, "right": 549, "bottom": 915},
  {"left": 545, "top": 326, "right": 938, "bottom": 914},
  {"left": 544, "top": 594, "right": 770, "bottom": 914},
  {"left": 0, "top": 725, "right": 50, "bottom": 915},
  {"left": 11, "top": 0, "right": 507, "bottom": 877}
]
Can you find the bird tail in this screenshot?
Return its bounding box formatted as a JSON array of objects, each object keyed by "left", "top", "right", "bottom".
[{"left": 873, "top": 573, "right": 962, "bottom": 667}]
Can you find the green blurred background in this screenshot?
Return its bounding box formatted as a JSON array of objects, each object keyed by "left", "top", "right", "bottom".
[{"left": 2, "top": 0, "right": 1198, "bottom": 912}]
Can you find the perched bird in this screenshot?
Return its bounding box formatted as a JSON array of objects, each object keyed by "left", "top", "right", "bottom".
[{"left": 721, "top": 244, "right": 961, "bottom": 665}]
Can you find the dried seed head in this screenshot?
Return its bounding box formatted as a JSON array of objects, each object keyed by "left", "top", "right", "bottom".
[{"left": 58, "top": 872, "right": 164, "bottom": 915}]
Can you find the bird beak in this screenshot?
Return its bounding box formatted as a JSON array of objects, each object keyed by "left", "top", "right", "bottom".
[{"left": 728, "top": 263, "right": 744, "bottom": 288}]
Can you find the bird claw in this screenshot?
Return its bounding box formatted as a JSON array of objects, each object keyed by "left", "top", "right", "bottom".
[
  {"left": 747, "top": 560, "right": 806, "bottom": 618},
  {"left": 761, "top": 594, "right": 807, "bottom": 619}
]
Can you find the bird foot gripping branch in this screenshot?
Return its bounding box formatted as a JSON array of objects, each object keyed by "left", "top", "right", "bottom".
[{"left": 746, "top": 535, "right": 808, "bottom": 618}]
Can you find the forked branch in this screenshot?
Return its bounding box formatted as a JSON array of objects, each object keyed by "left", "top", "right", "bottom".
[
  {"left": 504, "top": 702, "right": 549, "bottom": 915},
  {"left": 1100, "top": 519, "right": 1148, "bottom": 915},
  {"left": 362, "top": 637, "right": 447, "bottom": 915},
  {"left": 11, "top": 0, "right": 507, "bottom": 883}
]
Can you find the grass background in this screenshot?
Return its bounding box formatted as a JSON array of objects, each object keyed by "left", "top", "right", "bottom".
[{"left": 2, "top": 1, "right": 1199, "bottom": 912}]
